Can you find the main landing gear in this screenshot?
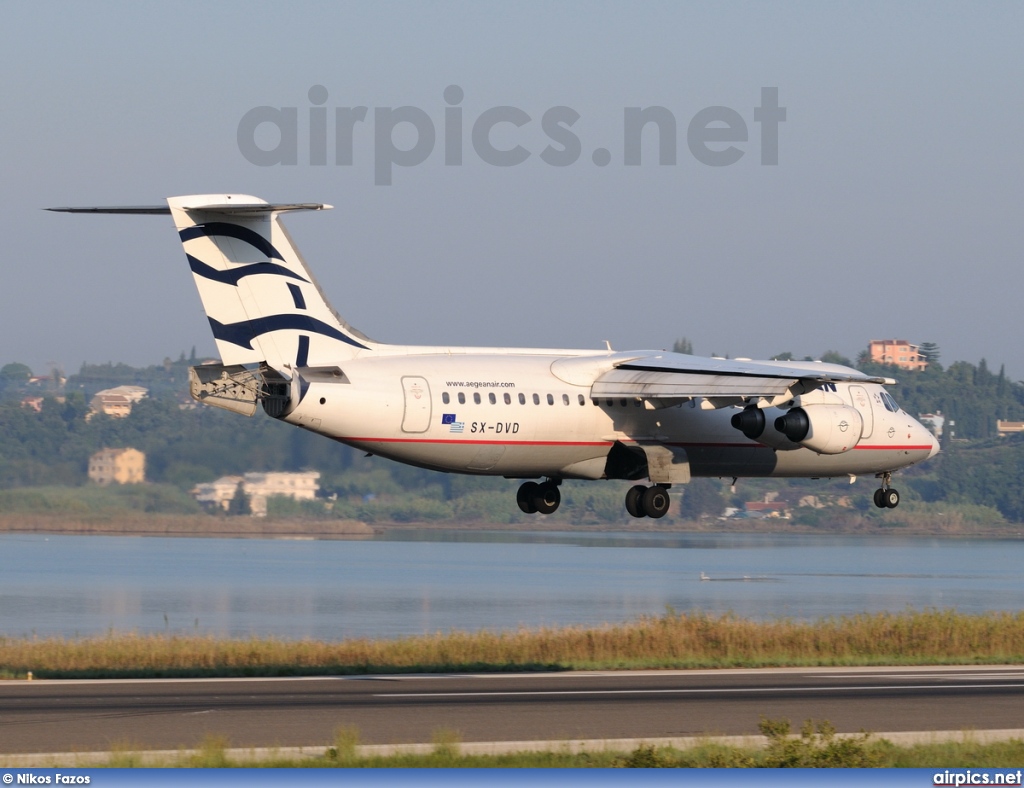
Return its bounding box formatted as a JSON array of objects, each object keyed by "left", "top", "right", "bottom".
[
  {"left": 517, "top": 479, "right": 561, "bottom": 514},
  {"left": 873, "top": 472, "right": 900, "bottom": 509},
  {"left": 625, "top": 484, "right": 671, "bottom": 519},
  {"left": 516, "top": 480, "right": 672, "bottom": 519}
]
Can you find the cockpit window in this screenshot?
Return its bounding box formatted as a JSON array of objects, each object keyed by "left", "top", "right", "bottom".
[{"left": 880, "top": 391, "right": 900, "bottom": 413}]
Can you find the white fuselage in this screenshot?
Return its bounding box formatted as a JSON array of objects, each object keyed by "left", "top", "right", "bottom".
[{"left": 281, "top": 347, "right": 939, "bottom": 481}]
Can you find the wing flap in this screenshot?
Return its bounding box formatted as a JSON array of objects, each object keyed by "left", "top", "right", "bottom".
[
  {"left": 592, "top": 368, "right": 800, "bottom": 399},
  {"left": 591, "top": 352, "right": 892, "bottom": 406}
]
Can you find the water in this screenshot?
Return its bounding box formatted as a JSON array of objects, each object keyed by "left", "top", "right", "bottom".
[{"left": 0, "top": 531, "right": 1021, "bottom": 640}]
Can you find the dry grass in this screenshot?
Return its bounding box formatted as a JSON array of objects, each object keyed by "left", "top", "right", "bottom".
[
  {"left": 31, "top": 727, "right": 1024, "bottom": 768},
  {"left": 2, "top": 609, "right": 1023, "bottom": 678}
]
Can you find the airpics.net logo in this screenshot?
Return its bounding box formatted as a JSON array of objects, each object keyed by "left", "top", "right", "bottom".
[{"left": 237, "top": 85, "right": 786, "bottom": 185}]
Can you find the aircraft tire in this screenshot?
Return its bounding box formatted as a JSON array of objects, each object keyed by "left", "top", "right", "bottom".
[
  {"left": 517, "top": 482, "right": 540, "bottom": 514},
  {"left": 873, "top": 488, "right": 887, "bottom": 509},
  {"left": 533, "top": 482, "right": 561, "bottom": 515},
  {"left": 883, "top": 488, "right": 900, "bottom": 509},
  {"left": 625, "top": 485, "right": 647, "bottom": 518},
  {"left": 642, "top": 485, "right": 670, "bottom": 519}
]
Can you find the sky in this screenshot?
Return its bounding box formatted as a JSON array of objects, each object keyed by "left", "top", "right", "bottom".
[{"left": 2, "top": 1, "right": 1022, "bottom": 379}]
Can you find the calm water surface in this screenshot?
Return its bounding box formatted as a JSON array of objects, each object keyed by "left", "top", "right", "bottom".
[{"left": 0, "top": 531, "right": 1021, "bottom": 639}]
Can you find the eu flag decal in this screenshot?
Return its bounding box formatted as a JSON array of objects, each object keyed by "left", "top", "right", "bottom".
[{"left": 442, "top": 414, "right": 456, "bottom": 425}]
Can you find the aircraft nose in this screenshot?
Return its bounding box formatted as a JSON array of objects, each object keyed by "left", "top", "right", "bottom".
[{"left": 928, "top": 433, "right": 941, "bottom": 459}]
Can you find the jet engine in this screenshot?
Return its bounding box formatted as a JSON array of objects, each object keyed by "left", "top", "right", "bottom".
[
  {"left": 773, "top": 405, "right": 864, "bottom": 455},
  {"left": 730, "top": 406, "right": 802, "bottom": 450}
]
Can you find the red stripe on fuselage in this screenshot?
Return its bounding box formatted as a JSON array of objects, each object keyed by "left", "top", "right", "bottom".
[
  {"left": 853, "top": 445, "right": 933, "bottom": 451},
  {"left": 338, "top": 437, "right": 932, "bottom": 453},
  {"left": 339, "top": 437, "right": 611, "bottom": 446}
]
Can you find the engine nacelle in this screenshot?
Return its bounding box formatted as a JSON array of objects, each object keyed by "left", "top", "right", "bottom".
[
  {"left": 774, "top": 405, "right": 863, "bottom": 455},
  {"left": 730, "top": 406, "right": 803, "bottom": 451}
]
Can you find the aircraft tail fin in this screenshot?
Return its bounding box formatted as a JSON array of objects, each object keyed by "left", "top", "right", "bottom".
[{"left": 166, "top": 194, "right": 376, "bottom": 372}]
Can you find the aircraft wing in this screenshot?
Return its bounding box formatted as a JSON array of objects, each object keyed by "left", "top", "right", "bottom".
[{"left": 591, "top": 353, "right": 894, "bottom": 409}]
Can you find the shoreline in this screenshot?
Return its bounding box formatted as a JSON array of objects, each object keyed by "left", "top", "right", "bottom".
[{"left": 0, "top": 512, "right": 1021, "bottom": 539}]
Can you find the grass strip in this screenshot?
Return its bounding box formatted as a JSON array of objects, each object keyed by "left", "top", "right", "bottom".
[
  {"left": 1, "top": 609, "right": 1023, "bottom": 679},
  {"left": 10, "top": 722, "right": 1024, "bottom": 768}
]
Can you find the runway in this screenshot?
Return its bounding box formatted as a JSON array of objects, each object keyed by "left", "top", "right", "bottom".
[{"left": 2, "top": 666, "right": 1023, "bottom": 754}]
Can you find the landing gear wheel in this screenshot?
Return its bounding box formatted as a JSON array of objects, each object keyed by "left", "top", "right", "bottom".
[
  {"left": 883, "top": 488, "right": 900, "bottom": 509},
  {"left": 873, "top": 488, "right": 887, "bottom": 509},
  {"left": 533, "top": 482, "right": 561, "bottom": 515},
  {"left": 517, "top": 482, "right": 539, "bottom": 514},
  {"left": 642, "top": 486, "right": 671, "bottom": 519},
  {"left": 625, "top": 485, "right": 647, "bottom": 518}
]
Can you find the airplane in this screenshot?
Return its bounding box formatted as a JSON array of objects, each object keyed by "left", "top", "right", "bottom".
[{"left": 50, "top": 195, "right": 940, "bottom": 518}]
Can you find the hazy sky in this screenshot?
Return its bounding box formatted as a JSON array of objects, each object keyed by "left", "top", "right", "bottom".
[{"left": 2, "top": 1, "right": 1021, "bottom": 379}]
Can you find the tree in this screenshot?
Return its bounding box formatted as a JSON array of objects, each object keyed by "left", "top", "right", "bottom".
[
  {"left": 227, "top": 481, "right": 251, "bottom": 516},
  {"left": 918, "top": 342, "right": 941, "bottom": 364},
  {"left": 678, "top": 479, "right": 725, "bottom": 520},
  {"left": 672, "top": 338, "right": 693, "bottom": 355},
  {"left": 0, "top": 362, "right": 32, "bottom": 389},
  {"left": 820, "top": 350, "right": 853, "bottom": 367},
  {"left": 772, "top": 352, "right": 795, "bottom": 361}
]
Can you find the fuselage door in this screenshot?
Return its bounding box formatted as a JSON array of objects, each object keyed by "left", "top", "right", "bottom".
[
  {"left": 848, "top": 385, "right": 874, "bottom": 439},
  {"left": 401, "top": 376, "right": 431, "bottom": 433}
]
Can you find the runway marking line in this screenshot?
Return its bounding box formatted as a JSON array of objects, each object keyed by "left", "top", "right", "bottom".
[{"left": 376, "top": 682, "right": 1024, "bottom": 698}]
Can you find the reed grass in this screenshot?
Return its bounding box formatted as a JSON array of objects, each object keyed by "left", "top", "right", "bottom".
[{"left": 2, "top": 609, "right": 1023, "bottom": 678}]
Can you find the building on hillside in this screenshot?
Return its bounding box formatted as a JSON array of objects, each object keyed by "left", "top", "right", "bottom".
[
  {"left": 744, "top": 500, "right": 790, "bottom": 518},
  {"left": 20, "top": 396, "right": 44, "bottom": 413},
  {"left": 996, "top": 420, "right": 1024, "bottom": 437},
  {"left": 919, "top": 412, "right": 945, "bottom": 439},
  {"left": 88, "top": 385, "right": 148, "bottom": 419},
  {"left": 191, "top": 476, "right": 245, "bottom": 512},
  {"left": 192, "top": 471, "right": 321, "bottom": 516},
  {"left": 868, "top": 339, "right": 928, "bottom": 371},
  {"left": 88, "top": 447, "right": 146, "bottom": 485}
]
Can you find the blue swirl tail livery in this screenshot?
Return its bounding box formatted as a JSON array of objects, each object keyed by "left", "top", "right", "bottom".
[
  {"left": 50, "top": 195, "right": 375, "bottom": 372},
  {"left": 166, "top": 195, "right": 375, "bottom": 370}
]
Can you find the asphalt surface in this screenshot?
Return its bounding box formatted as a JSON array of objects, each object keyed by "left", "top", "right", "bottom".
[{"left": 2, "top": 666, "right": 1023, "bottom": 754}]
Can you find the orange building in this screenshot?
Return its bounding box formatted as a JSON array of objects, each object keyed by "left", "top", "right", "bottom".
[{"left": 868, "top": 339, "right": 928, "bottom": 371}]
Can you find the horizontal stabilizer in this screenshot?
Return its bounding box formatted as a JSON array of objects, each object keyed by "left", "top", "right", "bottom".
[
  {"left": 47, "top": 206, "right": 171, "bottom": 214},
  {"left": 47, "top": 203, "right": 331, "bottom": 216}
]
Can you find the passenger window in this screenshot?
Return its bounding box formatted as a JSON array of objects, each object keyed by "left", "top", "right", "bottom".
[
  {"left": 547, "top": 393, "right": 554, "bottom": 405},
  {"left": 458, "top": 392, "right": 465, "bottom": 404},
  {"left": 488, "top": 392, "right": 496, "bottom": 405},
  {"left": 533, "top": 393, "right": 540, "bottom": 405},
  {"left": 562, "top": 394, "right": 570, "bottom": 405},
  {"left": 474, "top": 392, "right": 481, "bottom": 404},
  {"left": 606, "top": 398, "right": 614, "bottom": 407},
  {"left": 442, "top": 392, "right": 450, "bottom": 404},
  {"left": 634, "top": 399, "right": 641, "bottom": 407},
  {"left": 578, "top": 394, "right": 585, "bottom": 406},
  {"left": 519, "top": 393, "right": 526, "bottom": 405},
  {"left": 504, "top": 392, "right": 511, "bottom": 405},
  {"left": 620, "top": 399, "right": 628, "bottom": 407}
]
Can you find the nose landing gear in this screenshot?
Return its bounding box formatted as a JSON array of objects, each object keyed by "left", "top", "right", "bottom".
[{"left": 873, "top": 472, "right": 900, "bottom": 509}]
